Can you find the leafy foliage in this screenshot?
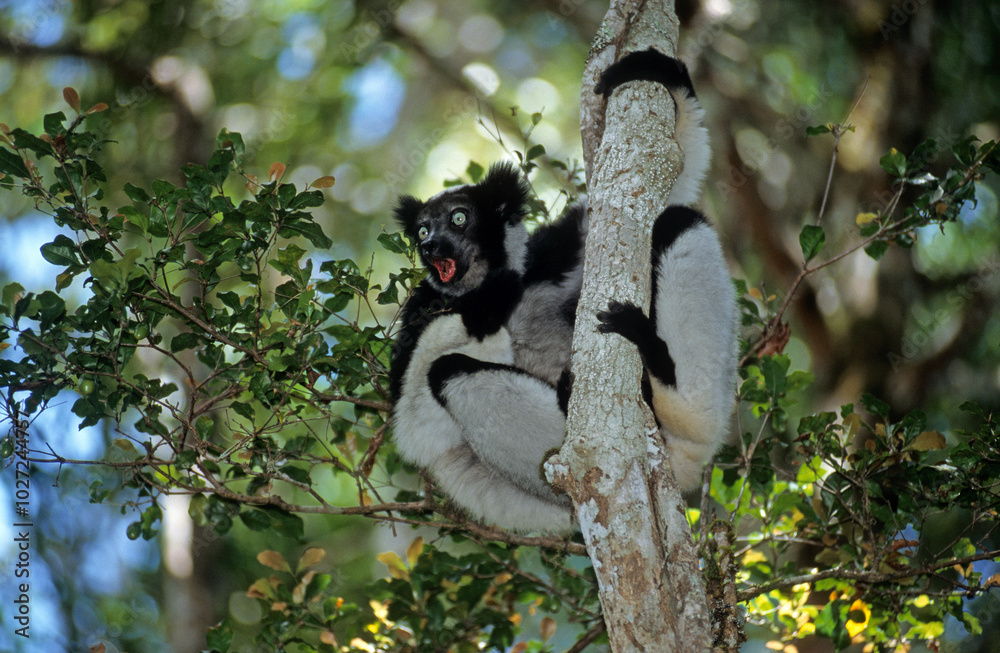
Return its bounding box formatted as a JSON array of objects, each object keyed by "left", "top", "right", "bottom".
[{"left": 2, "top": 92, "right": 1000, "bottom": 652}]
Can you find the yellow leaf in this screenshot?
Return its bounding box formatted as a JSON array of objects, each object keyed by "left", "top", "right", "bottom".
[
  {"left": 298, "top": 547, "right": 326, "bottom": 571},
  {"left": 0, "top": 343, "right": 9, "bottom": 352},
  {"left": 257, "top": 550, "right": 291, "bottom": 573},
  {"left": 247, "top": 578, "right": 273, "bottom": 599},
  {"left": 843, "top": 413, "right": 863, "bottom": 438},
  {"left": 909, "top": 430, "right": 946, "bottom": 451},
  {"left": 855, "top": 212, "right": 878, "bottom": 225},
  {"left": 406, "top": 537, "right": 424, "bottom": 567},
  {"left": 350, "top": 638, "right": 375, "bottom": 652},
  {"left": 268, "top": 161, "right": 286, "bottom": 181},
  {"left": 846, "top": 598, "right": 870, "bottom": 638},
  {"left": 540, "top": 616, "right": 557, "bottom": 641},
  {"left": 63, "top": 87, "right": 81, "bottom": 112},
  {"left": 508, "top": 614, "right": 523, "bottom": 628},
  {"left": 320, "top": 631, "right": 337, "bottom": 645},
  {"left": 377, "top": 551, "right": 408, "bottom": 580},
  {"left": 748, "top": 287, "right": 763, "bottom": 300},
  {"left": 311, "top": 175, "right": 336, "bottom": 188},
  {"left": 112, "top": 438, "right": 137, "bottom": 453}
]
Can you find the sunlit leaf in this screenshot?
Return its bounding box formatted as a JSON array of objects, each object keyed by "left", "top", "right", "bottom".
[
  {"left": 310, "top": 175, "right": 336, "bottom": 188},
  {"left": 257, "top": 550, "right": 291, "bottom": 573}
]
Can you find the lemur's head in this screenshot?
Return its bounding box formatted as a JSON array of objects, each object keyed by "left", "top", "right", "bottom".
[{"left": 395, "top": 162, "right": 530, "bottom": 297}]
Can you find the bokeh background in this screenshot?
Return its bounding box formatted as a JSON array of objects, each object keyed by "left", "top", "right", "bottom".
[{"left": 0, "top": 1, "right": 998, "bottom": 651}]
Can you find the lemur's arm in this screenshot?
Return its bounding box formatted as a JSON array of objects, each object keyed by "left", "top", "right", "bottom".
[{"left": 597, "top": 207, "right": 737, "bottom": 490}]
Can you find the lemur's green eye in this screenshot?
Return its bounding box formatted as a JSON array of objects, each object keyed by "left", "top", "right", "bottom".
[
  {"left": 452, "top": 210, "right": 467, "bottom": 226},
  {"left": 417, "top": 226, "right": 429, "bottom": 240}
]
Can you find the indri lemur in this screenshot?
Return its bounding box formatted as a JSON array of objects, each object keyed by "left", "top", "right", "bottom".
[{"left": 389, "top": 48, "right": 736, "bottom": 533}]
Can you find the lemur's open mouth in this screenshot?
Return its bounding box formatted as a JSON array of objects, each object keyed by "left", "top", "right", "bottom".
[{"left": 431, "top": 258, "right": 457, "bottom": 283}]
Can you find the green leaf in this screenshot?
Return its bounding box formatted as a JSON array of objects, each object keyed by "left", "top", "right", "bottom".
[
  {"left": 2, "top": 282, "right": 24, "bottom": 316},
  {"left": 205, "top": 620, "right": 234, "bottom": 653},
  {"left": 119, "top": 205, "right": 149, "bottom": 234},
  {"left": 526, "top": 144, "right": 546, "bottom": 161},
  {"left": 377, "top": 232, "right": 410, "bottom": 254},
  {"left": 799, "top": 225, "right": 826, "bottom": 263},
  {"left": 10, "top": 129, "right": 54, "bottom": 157},
  {"left": 864, "top": 240, "right": 889, "bottom": 261},
  {"left": 0, "top": 147, "right": 30, "bottom": 178},
  {"left": 861, "top": 393, "right": 890, "bottom": 419},
  {"left": 239, "top": 509, "right": 273, "bottom": 532},
  {"left": 229, "top": 401, "right": 255, "bottom": 421},
  {"left": 40, "top": 235, "right": 78, "bottom": 267},
  {"left": 123, "top": 182, "right": 151, "bottom": 203},
  {"left": 279, "top": 220, "right": 332, "bottom": 249},
  {"left": 806, "top": 124, "right": 833, "bottom": 136},
  {"left": 151, "top": 178, "right": 175, "bottom": 197},
  {"left": 43, "top": 111, "right": 67, "bottom": 137},
  {"left": 170, "top": 332, "right": 201, "bottom": 353},
  {"left": 466, "top": 160, "right": 484, "bottom": 182},
  {"left": 879, "top": 148, "right": 908, "bottom": 177},
  {"left": 288, "top": 189, "right": 325, "bottom": 209}
]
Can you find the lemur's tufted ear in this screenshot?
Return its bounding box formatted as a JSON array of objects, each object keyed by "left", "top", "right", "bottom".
[
  {"left": 475, "top": 161, "right": 530, "bottom": 224},
  {"left": 393, "top": 195, "right": 425, "bottom": 235}
]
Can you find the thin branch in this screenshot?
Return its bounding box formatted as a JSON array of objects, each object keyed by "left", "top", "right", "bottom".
[{"left": 738, "top": 548, "right": 1000, "bottom": 602}]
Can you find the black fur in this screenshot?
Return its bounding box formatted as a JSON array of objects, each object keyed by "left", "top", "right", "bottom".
[
  {"left": 556, "top": 369, "right": 573, "bottom": 415},
  {"left": 594, "top": 47, "right": 697, "bottom": 99},
  {"left": 649, "top": 205, "right": 706, "bottom": 327},
  {"left": 523, "top": 203, "right": 587, "bottom": 286},
  {"left": 428, "top": 353, "right": 553, "bottom": 406},
  {"left": 596, "top": 301, "right": 676, "bottom": 388},
  {"left": 454, "top": 269, "right": 525, "bottom": 340},
  {"left": 390, "top": 164, "right": 533, "bottom": 400}
]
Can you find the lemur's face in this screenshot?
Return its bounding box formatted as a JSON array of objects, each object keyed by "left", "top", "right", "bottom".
[
  {"left": 408, "top": 187, "right": 491, "bottom": 296},
  {"left": 394, "top": 164, "right": 530, "bottom": 297}
]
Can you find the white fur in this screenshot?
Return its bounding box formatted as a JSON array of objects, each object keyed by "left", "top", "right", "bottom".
[
  {"left": 391, "top": 58, "right": 729, "bottom": 529},
  {"left": 392, "top": 314, "right": 575, "bottom": 533},
  {"left": 651, "top": 222, "right": 737, "bottom": 489},
  {"left": 666, "top": 94, "right": 710, "bottom": 207}
]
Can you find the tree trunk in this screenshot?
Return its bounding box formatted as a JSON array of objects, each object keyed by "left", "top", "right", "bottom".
[{"left": 545, "top": 0, "right": 713, "bottom": 650}]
